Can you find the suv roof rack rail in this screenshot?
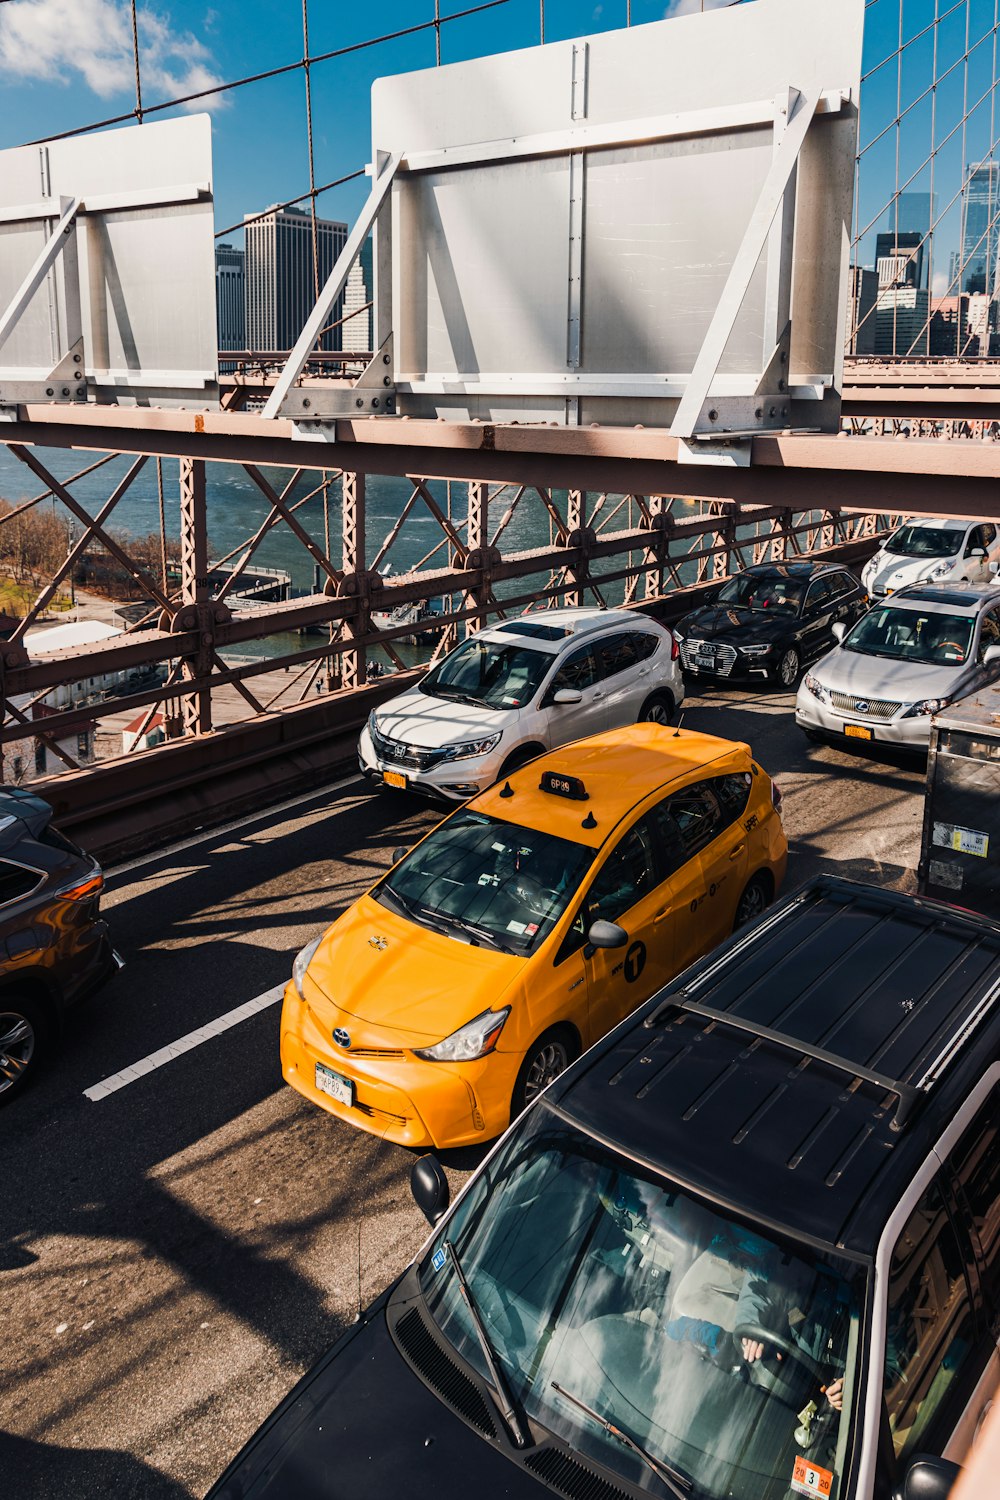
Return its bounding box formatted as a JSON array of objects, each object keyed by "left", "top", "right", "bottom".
[{"left": 645, "top": 994, "right": 922, "bottom": 1129}]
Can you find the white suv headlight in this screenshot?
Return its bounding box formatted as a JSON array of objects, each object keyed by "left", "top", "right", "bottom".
[
  {"left": 802, "top": 673, "right": 830, "bottom": 704},
  {"left": 292, "top": 936, "right": 322, "bottom": 998},
  {"left": 902, "top": 696, "right": 950, "bottom": 719},
  {"left": 929, "top": 560, "right": 952, "bottom": 579},
  {"left": 413, "top": 1007, "right": 511, "bottom": 1062},
  {"left": 441, "top": 732, "right": 503, "bottom": 762}
]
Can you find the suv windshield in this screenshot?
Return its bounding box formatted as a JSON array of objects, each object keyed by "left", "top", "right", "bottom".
[
  {"left": 842, "top": 606, "right": 974, "bottom": 665},
  {"left": 715, "top": 575, "right": 804, "bottom": 615},
  {"left": 420, "top": 637, "right": 551, "bottom": 710},
  {"left": 419, "top": 1106, "right": 862, "bottom": 1500},
  {"left": 885, "top": 525, "right": 963, "bottom": 559},
  {"left": 374, "top": 812, "right": 593, "bottom": 955}
]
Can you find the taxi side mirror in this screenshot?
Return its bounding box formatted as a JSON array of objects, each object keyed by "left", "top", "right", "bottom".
[
  {"left": 411, "top": 1154, "right": 450, "bottom": 1226},
  {"left": 553, "top": 688, "right": 583, "bottom": 705},
  {"left": 898, "top": 1453, "right": 961, "bottom": 1500},
  {"left": 391, "top": 846, "right": 409, "bottom": 865},
  {"left": 584, "top": 920, "right": 628, "bottom": 959}
]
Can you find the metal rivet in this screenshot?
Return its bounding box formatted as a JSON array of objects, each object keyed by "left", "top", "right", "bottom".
[
  {"left": 383, "top": 375, "right": 391, "bottom": 386},
  {"left": 302, "top": 398, "right": 311, "bottom": 409},
  {"left": 383, "top": 353, "right": 391, "bottom": 364},
  {"left": 708, "top": 409, "right": 718, "bottom": 422},
  {"left": 45, "top": 388, "right": 54, "bottom": 397},
  {"left": 372, "top": 398, "right": 380, "bottom": 408},
  {"left": 356, "top": 398, "right": 364, "bottom": 408}
]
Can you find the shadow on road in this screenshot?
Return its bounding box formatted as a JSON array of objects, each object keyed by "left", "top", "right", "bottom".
[{"left": 0, "top": 1430, "right": 190, "bottom": 1500}]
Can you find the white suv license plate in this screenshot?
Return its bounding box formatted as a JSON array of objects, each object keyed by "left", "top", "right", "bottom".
[{"left": 316, "top": 1062, "right": 355, "bottom": 1107}]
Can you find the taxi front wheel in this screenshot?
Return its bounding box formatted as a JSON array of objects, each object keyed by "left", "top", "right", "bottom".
[
  {"left": 733, "top": 872, "right": 773, "bottom": 931},
  {"left": 511, "top": 1027, "right": 579, "bottom": 1118}
]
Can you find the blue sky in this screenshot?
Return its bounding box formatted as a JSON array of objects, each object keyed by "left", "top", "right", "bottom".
[{"left": 1, "top": 0, "right": 998, "bottom": 282}]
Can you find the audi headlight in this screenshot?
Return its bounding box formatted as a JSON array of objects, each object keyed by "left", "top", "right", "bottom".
[
  {"left": 902, "top": 696, "right": 950, "bottom": 719},
  {"left": 413, "top": 1007, "right": 511, "bottom": 1062},
  {"left": 441, "top": 731, "right": 503, "bottom": 762},
  {"left": 802, "top": 673, "right": 830, "bottom": 703},
  {"left": 741, "top": 644, "right": 772, "bottom": 656},
  {"left": 292, "top": 936, "right": 322, "bottom": 998}
]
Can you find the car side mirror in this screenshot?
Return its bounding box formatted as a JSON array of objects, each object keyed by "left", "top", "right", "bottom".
[
  {"left": 984, "top": 645, "right": 1000, "bottom": 666},
  {"left": 391, "top": 846, "right": 409, "bottom": 865},
  {"left": 990, "top": 559, "right": 1000, "bottom": 576},
  {"left": 410, "top": 1154, "right": 450, "bottom": 1225},
  {"left": 553, "top": 688, "right": 583, "bottom": 705},
  {"left": 832, "top": 621, "right": 847, "bottom": 643},
  {"left": 584, "top": 919, "right": 628, "bottom": 959},
  {"left": 897, "top": 1453, "right": 962, "bottom": 1500},
  {"left": 970, "top": 547, "right": 988, "bottom": 558}
]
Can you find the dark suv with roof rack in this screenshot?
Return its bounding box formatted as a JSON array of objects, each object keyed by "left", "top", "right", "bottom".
[{"left": 208, "top": 876, "right": 1000, "bottom": 1500}]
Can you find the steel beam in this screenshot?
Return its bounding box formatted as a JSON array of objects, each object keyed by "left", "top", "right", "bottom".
[{"left": 179, "top": 458, "right": 212, "bottom": 735}]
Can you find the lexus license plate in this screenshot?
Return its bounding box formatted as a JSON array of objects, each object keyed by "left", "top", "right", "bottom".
[
  {"left": 844, "top": 724, "right": 873, "bottom": 740},
  {"left": 383, "top": 769, "right": 407, "bottom": 790},
  {"left": 316, "top": 1063, "right": 354, "bottom": 1106}
]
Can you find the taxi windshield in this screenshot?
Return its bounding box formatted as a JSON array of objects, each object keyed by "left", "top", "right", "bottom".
[
  {"left": 842, "top": 606, "right": 974, "bottom": 665},
  {"left": 885, "top": 525, "right": 963, "bottom": 559},
  {"left": 716, "top": 575, "right": 805, "bottom": 615},
  {"left": 375, "top": 812, "right": 593, "bottom": 954},
  {"left": 420, "top": 637, "right": 551, "bottom": 710},
  {"left": 420, "top": 1107, "right": 863, "bottom": 1500}
]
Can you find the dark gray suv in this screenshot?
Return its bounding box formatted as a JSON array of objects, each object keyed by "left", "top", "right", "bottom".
[{"left": 0, "top": 788, "right": 119, "bottom": 1103}]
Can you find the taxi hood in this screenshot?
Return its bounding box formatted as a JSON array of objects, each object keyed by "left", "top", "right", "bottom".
[{"left": 307, "top": 893, "right": 526, "bottom": 1041}]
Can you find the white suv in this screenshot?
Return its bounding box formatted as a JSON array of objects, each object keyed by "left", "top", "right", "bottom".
[
  {"left": 358, "top": 606, "right": 683, "bottom": 801},
  {"left": 862, "top": 517, "right": 997, "bottom": 600}
]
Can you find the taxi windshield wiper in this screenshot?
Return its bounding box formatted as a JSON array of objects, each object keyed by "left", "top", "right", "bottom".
[
  {"left": 379, "top": 884, "right": 452, "bottom": 938},
  {"left": 445, "top": 1239, "right": 528, "bottom": 1448},
  {"left": 439, "top": 914, "right": 513, "bottom": 954},
  {"left": 551, "top": 1381, "right": 693, "bottom": 1500}
]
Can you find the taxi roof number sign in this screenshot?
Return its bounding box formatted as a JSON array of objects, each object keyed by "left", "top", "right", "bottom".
[{"left": 540, "top": 771, "right": 589, "bottom": 802}]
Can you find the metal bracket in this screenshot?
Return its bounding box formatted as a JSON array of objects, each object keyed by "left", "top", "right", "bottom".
[
  {"left": 335, "top": 569, "right": 385, "bottom": 603},
  {"left": 279, "top": 335, "right": 396, "bottom": 419},
  {"left": 0, "top": 336, "right": 88, "bottom": 406},
  {"left": 160, "top": 600, "right": 232, "bottom": 634},
  {"left": 677, "top": 438, "right": 753, "bottom": 467}
]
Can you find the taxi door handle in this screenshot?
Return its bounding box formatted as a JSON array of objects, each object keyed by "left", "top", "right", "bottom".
[
  {"left": 654, "top": 906, "right": 671, "bottom": 923},
  {"left": 728, "top": 844, "right": 746, "bottom": 861}
]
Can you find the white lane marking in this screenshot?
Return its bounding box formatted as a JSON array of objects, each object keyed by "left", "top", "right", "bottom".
[
  {"left": 83, "top": 982, "right": 287, "bottom": 1102},
  {"left": 106, "top": 773, "right": 365, "bottom": 881}
]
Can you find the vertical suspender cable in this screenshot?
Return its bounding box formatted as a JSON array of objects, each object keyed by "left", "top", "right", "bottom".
[
  {"left": 302, "top": 0, "right": 321, "bottom": 306},
  {"left": 156, "top": 458, "right": 168, "bottom": 593},
  {"left": 435, "top": 0, "right": 442, "bottom": 64},
  {"left": 130, "top": 0, "right": 143, "bottom": 122}
]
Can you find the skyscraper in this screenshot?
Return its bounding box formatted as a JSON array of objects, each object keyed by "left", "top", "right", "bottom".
[
  {"left": 341, "top": 237, "right": 374, "bottom": 354},
  {"left": 848, "top": 266, "right": 877, "bottom": 356},
  {"left": 959, "top": 162, "right": 1000, "bottom": 296},
  {"left": 244, "top": 205, "right": 348, "bottom": 353},
  {"left": 215, "top": 243, "right": 245, "bottom": 352},
  {"left": 875, "top": 231, "right": 925, "bottom": 293}
]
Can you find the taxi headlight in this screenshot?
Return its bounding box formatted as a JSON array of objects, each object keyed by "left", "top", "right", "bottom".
[
  {"left": 803, "top": 673, "right": 830, "bottom": 704},
  {"left": 413, "top": 1007, "right": 511, "bottom": 1062},
  {"left": 292, "top": 936, "right": 322, "bottom": 999},
  {"left": 441, "top": 732, "right": 503, "bottom": 762}
]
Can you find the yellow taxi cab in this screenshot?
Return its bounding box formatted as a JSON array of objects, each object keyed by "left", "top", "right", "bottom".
[{"left": 281, "top": 724, "right": 787, "bottom": 1150}]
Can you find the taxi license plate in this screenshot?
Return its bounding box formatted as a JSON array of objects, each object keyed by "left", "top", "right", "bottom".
[
  {"left": 844, "top": 724, "right": 873, "bottom": 740},
  {"left": 383, "top": 769, "right": 407, "bottom": 790},
  {"left": 315, "top": 1063, "right": 355, "bottom": 1107}
]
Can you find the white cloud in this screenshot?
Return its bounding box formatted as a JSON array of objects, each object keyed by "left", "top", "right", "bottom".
[
  {"left": 0, "top": 0, "right": 227, "bottom": 110},
  {"left": 932, "top": 270, "right": 952, "bottom": 296}
]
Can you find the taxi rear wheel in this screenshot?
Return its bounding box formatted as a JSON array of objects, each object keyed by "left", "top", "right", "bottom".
[
  {"left": 512, "top": 1027, "right": 578, "bottom": 1118},
  {"left": 638, "top": 691, "right": 675, "bottom": 726},
  {"left": 733, "top": 872, "right": 773, "bottom": 932}
]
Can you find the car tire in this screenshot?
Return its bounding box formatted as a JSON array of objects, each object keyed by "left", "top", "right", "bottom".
[
  {"left": 774, "top": 647, "right": 800, "bottom": 690},
  {"left": 511, "top": 1027, "right": 578, "bottom": 1119},
  {"left": 0, "top": 994, "right": 50, "bottom": 1105},
  {"left": 638, "top": 691, "right": 675, "bottom": 726},
  {"left": 497, "top": 744, "right": 544, "bottom": 781},
  {"left": 733, "top": 872, "right": 773, "bottom": 932}
]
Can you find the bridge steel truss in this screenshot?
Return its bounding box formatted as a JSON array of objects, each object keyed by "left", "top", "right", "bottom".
[{"left": 0, "top": 408, "right": 926, "bottom": 853}]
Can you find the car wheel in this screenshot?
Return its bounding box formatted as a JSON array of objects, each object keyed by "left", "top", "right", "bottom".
[
  {"left": 0, "top": 995, "right": 49, "bottom": 1105},
  {"left": 775, "top": 647, "right": 800, "bottom": 689},
  {"left": 497, "top": 744, "right": 543, "bottom": 781},
  {"left": 638, "top": 691, "right": 675, "bottom": 726},
  {"left": 511, "top": 1028, "right": 577, "bottom": 1118},
  {"left": 733, "top": 873, "right": 773, "bottom": 931}
]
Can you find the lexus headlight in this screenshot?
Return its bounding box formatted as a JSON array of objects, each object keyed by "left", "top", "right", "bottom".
[
  {"left": 803, "top": 673, "right": 830, "bottom": 703},
  {"left": 441, "top": 731, "right": 503, "bottom": 762},
  {"left": 903, "top": 696, "right": 950, "bottom": 719},
  {"left": 413, "top": 1007, "right": 511, "bottom": 1062},
  {"left": 292, "top": 936, "right": 322, "bottom": 998}
]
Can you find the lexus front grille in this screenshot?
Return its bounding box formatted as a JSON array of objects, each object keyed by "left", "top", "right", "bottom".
[{"left": 830, "top": 691, "right": 902, "bottom": 721}]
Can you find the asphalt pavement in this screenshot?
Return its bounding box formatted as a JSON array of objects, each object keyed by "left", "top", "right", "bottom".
[{"left": 1, "top": 682, "right": 926, "bottom": 1498}]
